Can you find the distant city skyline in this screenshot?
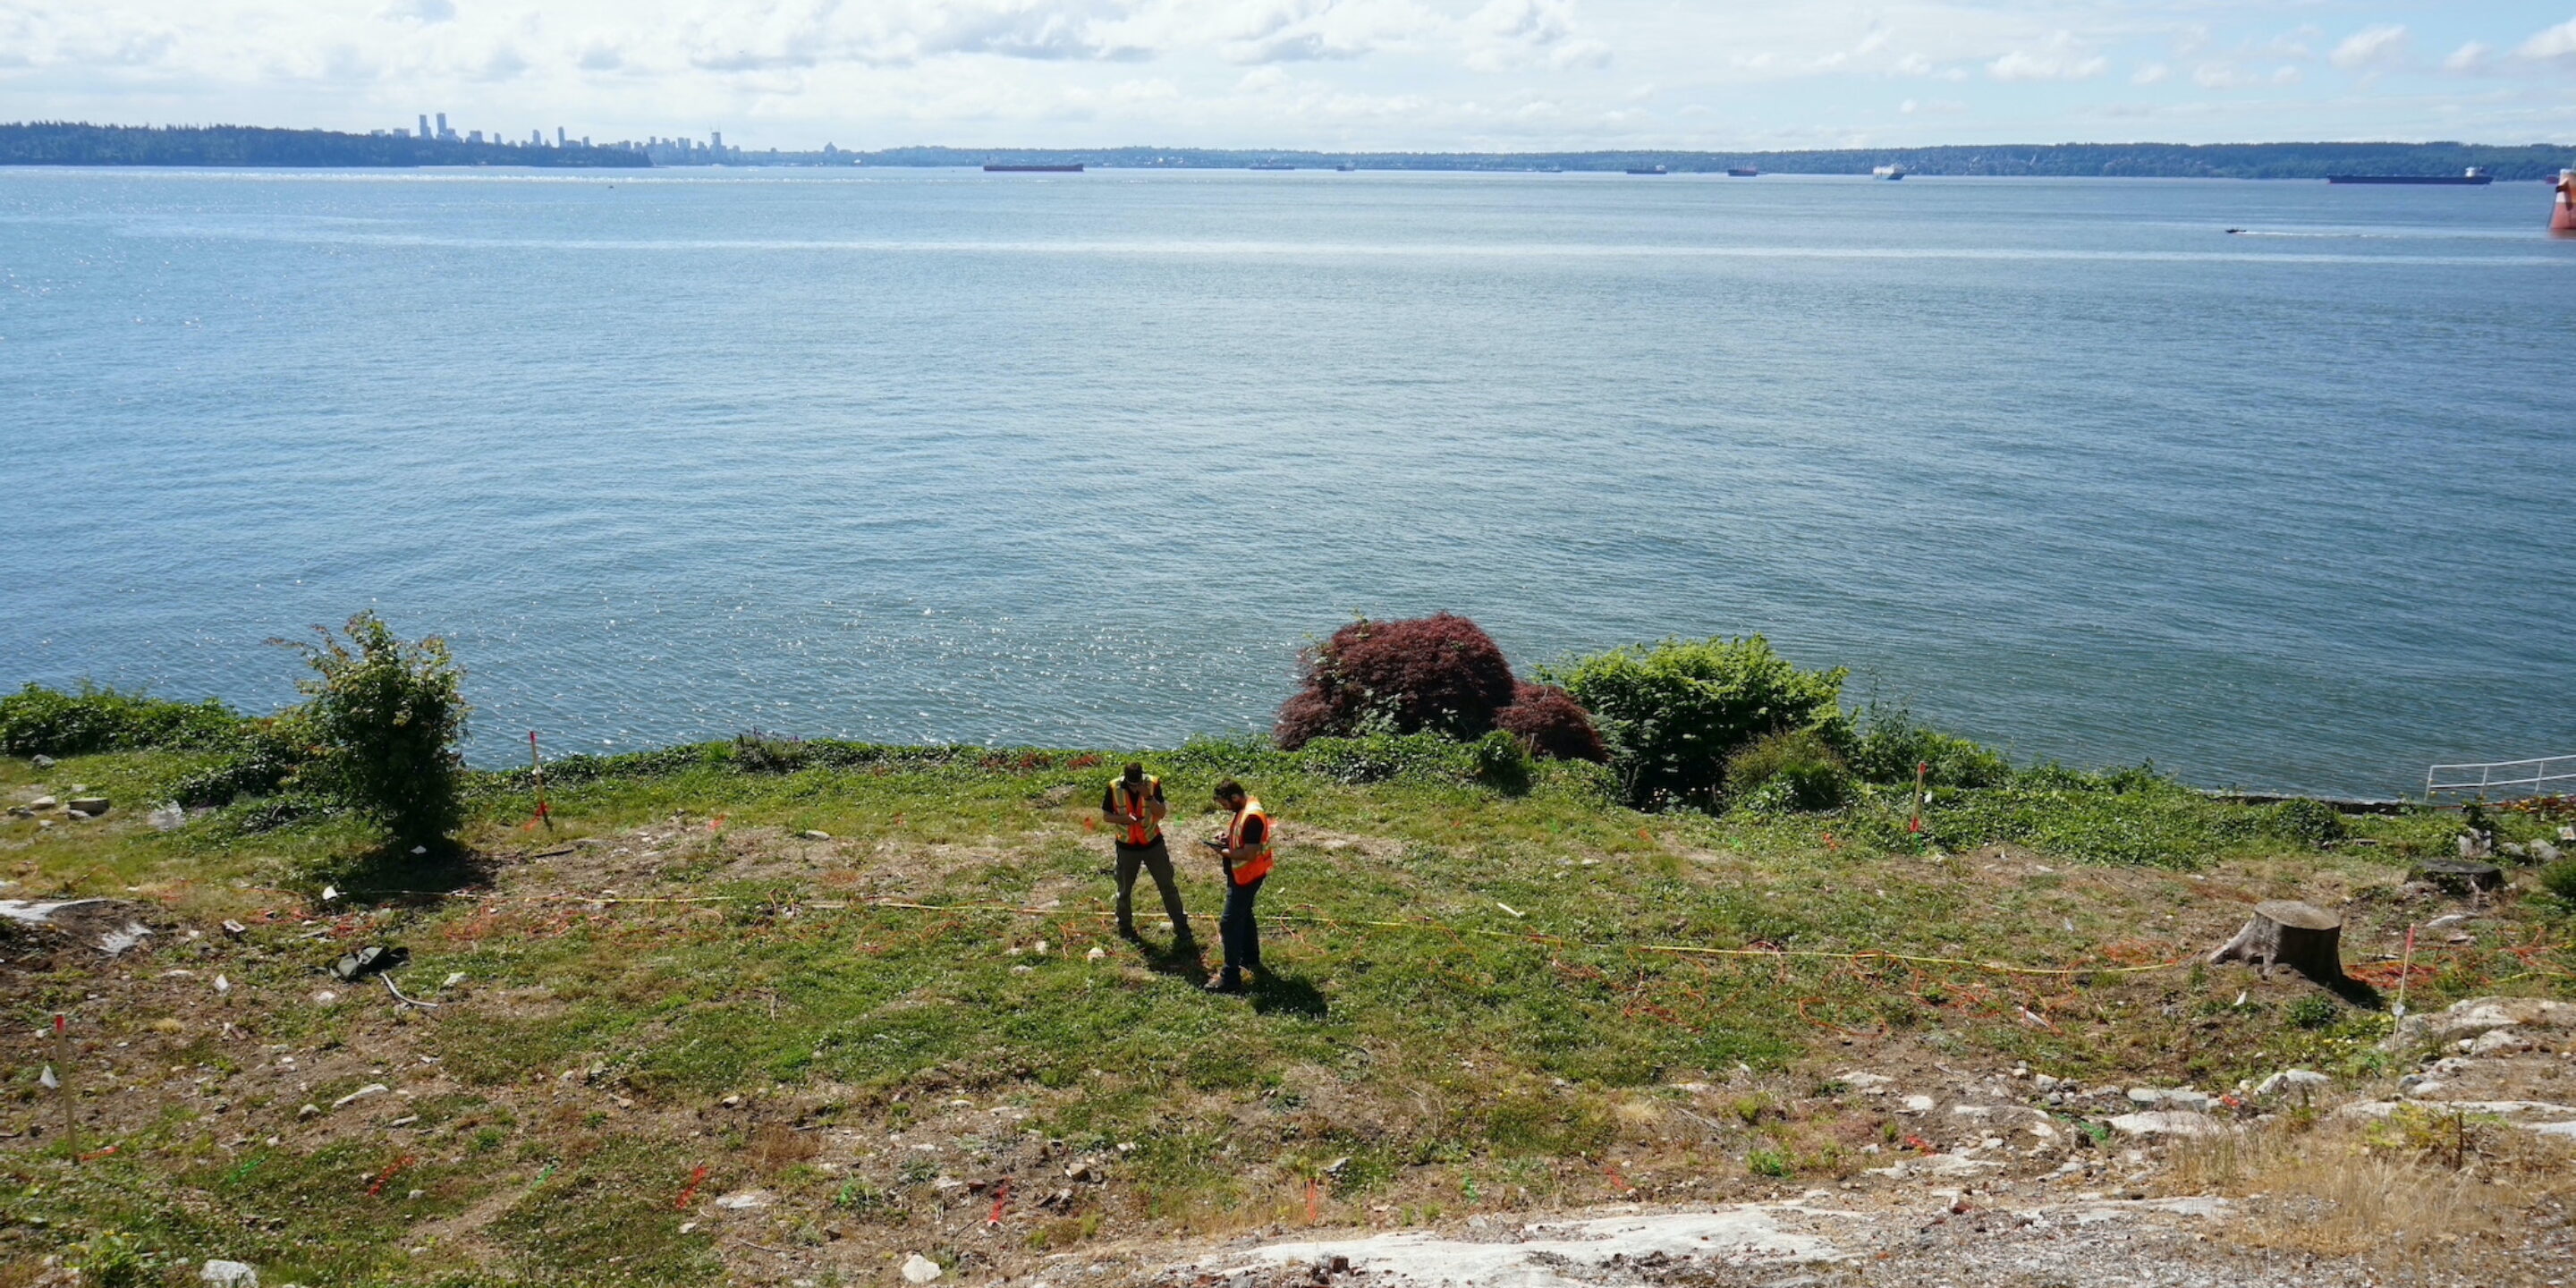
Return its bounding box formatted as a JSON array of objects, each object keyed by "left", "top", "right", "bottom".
[{"left": 5, "top": 2, "right": 2576, "bottom": 151}]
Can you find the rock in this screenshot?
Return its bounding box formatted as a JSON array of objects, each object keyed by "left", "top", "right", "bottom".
[
  {"left": 24, "top": 795, "right": 58, "bottom": 811},
  {"left": 2415, "top": 858, "right": 2503, "bottom": 894},
  {"left": 2533, "top": 841, "right": 2565, "bottom": 864},
  {"left": 2108, "top": 1111, "right": 2220, "bottom": 1138},
  {"left": 332, "top": 1084, "right": 389, "bottom": 1108},
  {"left": 2031, "top": 1073, "right": 2060, "bottom": 1091},
  {"left": 200, "top": 1259, "right": 258, "bottom": 1287},
  {"left": 797, "top": 830, "right": 832, "bottom": 841},
  {"left": 296, "top": 1104, "right": 320, "bottom": 1119},
  {"left": 31, "top": 754, "right": 55, "bottom": 768},
  {"left": 2470, "top": 1028, "right": 2534, "bottom": 1056},
  {"left": 2456, "top": 832, "right": 2494, "bottom": 860},
  {"left": 902, "top": 1253, "right": 944, "bottom": 1284},
  {"left": 2399, "top": 1075, "right": 2448, "bottom": 1098},
  {"left": 148, "top": 802, "right": 186, "bottom": 831},
  {"left": 2425, "top": 913, "right": 2471, "bottom": 932},
  {"left": 1900, "top": 1095, "right": 1934, "bottom": 1114},
  {"left": 2252, "top": 1070, "right": 2329, "bottom": 1098},
  {"left": 1838, "top": 1072, "right": 1894, "bottom": 1094},
  {"left": 715, "top": 1190, "right": 771, "bottom": 1210},
  {"left": 1085, "top": 945, "right": 1106, "bottom": 961},
  {"left": 2125, "top": 1089, "right": 2160, "bottom": 1106},
  {"left": 64, "top": 797, "right": 109, "bottom": 818},
  {"left": 2383, "top": 996, "right": 2576, "bottom": 1052}
]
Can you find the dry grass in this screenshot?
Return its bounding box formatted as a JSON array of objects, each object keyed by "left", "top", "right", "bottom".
[
  {"left": 747, "top": 1123, "right": 822, "bottom": 1177},
  {"left": 2164, "top": 1108, "right": 2576, "bottom": 1274}
]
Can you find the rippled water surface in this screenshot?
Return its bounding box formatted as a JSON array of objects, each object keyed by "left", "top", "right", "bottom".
[{"left": 4, "top": 167, "right": 2570, "bottom": 793}]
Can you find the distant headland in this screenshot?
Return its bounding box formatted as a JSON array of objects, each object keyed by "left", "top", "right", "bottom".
[{"left": 4, "top": 121, "right": 2570, "bottom": 180}]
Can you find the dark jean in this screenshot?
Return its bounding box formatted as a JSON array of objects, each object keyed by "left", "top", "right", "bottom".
[
  {"left": 1219, "top": 872, "right": 1265, "bottom": 981},
  {"left": 1114, "top": 839, "right": 1191, "bottom": 939}
]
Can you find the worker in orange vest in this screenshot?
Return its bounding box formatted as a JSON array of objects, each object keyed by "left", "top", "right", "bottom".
[
  {"left": 1102, "top": 762, "right": 1191, "bottom": 945},
  {"left": 1200, "top": 778, "right": 1274, "bottom": 994}
]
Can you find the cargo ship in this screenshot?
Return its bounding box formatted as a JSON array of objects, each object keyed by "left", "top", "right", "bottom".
[
  {"left": 1871, "top": 165, "right": 1905, "bottom": 181},
  {"left": 1726, "top": 166, "right": 1758, "bottom": 177},
  {"left": 984, "top": 163, "right": 1081, "bottom": 173},
  {"left": 2326, "top": 167, "right": 2489, "bottom": 185},
  {"left": 1626, "top": 165, "right": 1668, "bottom": 174}
]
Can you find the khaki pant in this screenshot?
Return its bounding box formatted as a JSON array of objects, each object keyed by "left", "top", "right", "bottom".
[{"left": 1115, "top": 839, "right": 1192, "bottom": 939}]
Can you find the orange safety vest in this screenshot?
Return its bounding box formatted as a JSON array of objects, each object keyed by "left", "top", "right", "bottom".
[
  {"left": 1227, "top": 798, "right": 1275, "bottom": 886},
  {"left": 1111, "top": 775, "right": 1162, "bottom": 846}
]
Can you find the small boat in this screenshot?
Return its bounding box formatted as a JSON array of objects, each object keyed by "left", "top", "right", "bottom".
[
  {"left": 1335, "top": 163, "right": 1355, "bottom": 172},
  {"left": 1626, "top": 165, "right": 1668, "bottom": 175},
  {"left": 1871, "top": 165, "right": 1905, "bottom": 181},
  {"left": 1726, "top": 166, "right": 1758, "bottom": 177},
  {"left": 984, "top": 163, "right": 1081, "bottom": 173}
]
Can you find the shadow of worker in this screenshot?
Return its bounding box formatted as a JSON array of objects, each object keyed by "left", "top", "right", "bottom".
[{"left": 1250, "top": 973, "right": 1328, "bottom": 1018}]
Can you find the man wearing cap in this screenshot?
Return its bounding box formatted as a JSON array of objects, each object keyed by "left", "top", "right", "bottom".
[{"left": 1103, "top": 762, "right": 1192, "bottom": 945}]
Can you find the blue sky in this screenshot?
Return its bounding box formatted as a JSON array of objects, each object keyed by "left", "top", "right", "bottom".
[{"left": 3, "top": 2, "right": 2573, "bottom": 150}]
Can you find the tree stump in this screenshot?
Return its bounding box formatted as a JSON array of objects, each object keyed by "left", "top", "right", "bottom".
[
  {"left": 2412, "top": 859, "right": 2504, "bottom": 895},
  {"left": 2208, "top": 901, "right": 2345, "bottom": 982}
]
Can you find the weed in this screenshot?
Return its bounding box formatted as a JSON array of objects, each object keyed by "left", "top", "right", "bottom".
[
  {"left": 1746, "top": 1148, "right": 1793, "bottom": 1178},
  {"left": 2288, "top": 996, "right": 2342, "bottom": 1030}
]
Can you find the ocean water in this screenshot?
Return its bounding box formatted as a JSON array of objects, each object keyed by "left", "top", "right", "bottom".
[{"left": 2, "top": 166, "right": 2570, "bottom": 795}]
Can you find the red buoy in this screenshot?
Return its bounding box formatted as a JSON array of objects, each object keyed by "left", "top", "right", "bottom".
[{"left": 2555, "top": 169, "right": 2576, "bottom": 235}]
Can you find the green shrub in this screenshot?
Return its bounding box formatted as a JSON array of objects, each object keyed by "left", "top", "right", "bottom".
[
  {"left": 1541, "top": 635, "right": 1847, "bottom": 809},
  {"left": 0, "top": 682, "right": 243, "bottom": 756},
  {"left": 284, "top": 612, "right": 469, "bottom": 847},
  {"left": 2263, "top": 798, "right": 2348, "bottom": 848},
  {"left": 1745, "top": 1148, "right": 1793, "bottom": 1178},
  {"left": 1724, "top": 729, "right": 1853, "bottom": 812},
  {"left": 2288, "top": 995, "right": 2341, "bottom": 1030},
  {"left": 170, "top": 717, "right": 309, "bottom": 808},
  {"left": 730, "top": 731, "right": 809, "bottom": 774},
  {"left": 1467, "top": 729, "right": 1535, "bottom": 796},
  {"left": 2540, "top": 860, "right": 2576, "bottom": 910},
  {"left": 1845, "top": 702, "right": 2010, "bottom": 787}
]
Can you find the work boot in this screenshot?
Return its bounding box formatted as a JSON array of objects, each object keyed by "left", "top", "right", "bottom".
[
  {"left": 1203, "top": 970, "right": 1243, "bottom": 995},
  {"left": 1116, "top": 923, "right": 1140, "bottom": 941}
]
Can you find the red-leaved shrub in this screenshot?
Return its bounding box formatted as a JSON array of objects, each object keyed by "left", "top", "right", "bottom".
[
  {"left": 1495, "top": 682, "right": 1606, "bottom": 762},
  {"left": 1274, "top": 614, "right": 1517, "bottom": 749}
]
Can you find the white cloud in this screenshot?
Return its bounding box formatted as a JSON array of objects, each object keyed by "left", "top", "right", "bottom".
[
  {"left": 2441, "top": 40, "right": 2488, "bottom": 72},
  {"left": 1987, "top": 31, "right": 2105, "bottom": 82},
  {"left": 2328, "top": 23, "right": 2408, "bottom": 71},
  {"left": 2131, "top": 62, "right": 2169, "bottom": 86},
  {"left": 2518, "top": 17, "right": 2576, "bottom": 62},
  {"left": 380, "top": 0, "right": 455, "bottom": 25}
]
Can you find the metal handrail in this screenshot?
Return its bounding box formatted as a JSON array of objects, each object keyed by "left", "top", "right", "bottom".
[{"left": 2426, "top": 753, "right": 2576, "bottom": 799}]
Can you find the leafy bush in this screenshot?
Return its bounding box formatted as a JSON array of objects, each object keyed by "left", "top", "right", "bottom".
[
  {"left": 0, "top": 682, "right": 243, "bottom": 756},
  {"left": 1467, "top": 729, "right": 1535, "bottom": 796},
  {"left": 2287, "top": 995, "right": 2341, "bottom": 1030},
  {"left": 1275, "top": 614, "right": 1517, "bottom": 749},
  {"left": 170, "top": 717, "right": 308, "bottom": 808},
  {"left": 1541, "top": 635, "right": 1848, "bottom": 809},
  {"left": 2540, "top": 860, "right": 2576, "bottom": 910},
  {"left": 2263, "top": 798, "right": 2348, "bottom": 848},
  {"left": 283, "top": 612, "right": 469, "bottom": 847},
  {"left": 1724, "top": 729, "right": 1853, "bottom": 812},
  {"left": 1493, "top": 682, "right": 1606, "bottom": 762},
  {"left": 1845, "top": 702, "right": 2009, "bottom": 787},
  {"left": 731, "top": 731, "right": 809, "bottom": 774}
]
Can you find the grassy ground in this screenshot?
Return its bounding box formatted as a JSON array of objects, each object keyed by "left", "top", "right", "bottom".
[{"left": 3, "top": 742, "right": 2572, "bottom": 1286}]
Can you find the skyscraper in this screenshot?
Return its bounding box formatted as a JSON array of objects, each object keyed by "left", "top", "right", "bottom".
[
  {"left": 418, "top": 114, "right": 430, "bottom": 140},
  {"left": 557, "top": 127, "right": 567, "bottom": 148}
]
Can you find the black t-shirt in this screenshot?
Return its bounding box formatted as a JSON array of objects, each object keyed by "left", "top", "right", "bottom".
[
  {"left": 1235, "top": 813, "right": 1266, "bottom": 847},
  {"left": 1102, "top": 778, "right": 1165, "bottom": 816}
]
